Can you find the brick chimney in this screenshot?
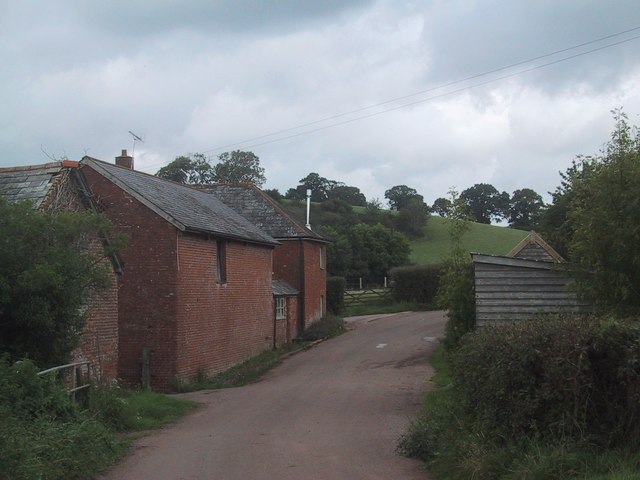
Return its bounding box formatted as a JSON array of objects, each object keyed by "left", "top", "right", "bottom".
[{"left": 115, "top": 149, "right": 134, "bottom": 169}]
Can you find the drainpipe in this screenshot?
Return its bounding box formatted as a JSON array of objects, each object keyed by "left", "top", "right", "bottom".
[{"left": 299, "top": 239, "right": 305, "bottom": 334}]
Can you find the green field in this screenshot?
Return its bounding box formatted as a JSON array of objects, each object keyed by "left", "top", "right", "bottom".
[{"left": 409, "top": 216, "right": 529, "bottom": 265}]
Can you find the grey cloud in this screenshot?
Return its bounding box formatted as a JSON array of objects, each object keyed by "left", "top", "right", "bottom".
[{"left": 418, "top": 0, "right": 640, "bottom": 93}]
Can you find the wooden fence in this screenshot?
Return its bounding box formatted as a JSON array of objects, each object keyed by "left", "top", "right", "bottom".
[{"left": 344, "top": 287, "right": 392, "bottom": 307}]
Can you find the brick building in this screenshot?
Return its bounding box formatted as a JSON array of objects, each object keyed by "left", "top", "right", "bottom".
[
  {"left": 0, "top": 161, "right": 121, "bottom": 381},
  {"left": 203, "top": 183, "right": 329, "bottom": 338},
  {"left": 79, "top": 153, "right": 289, "bottom": 390},
  {"left": 2, "top": 153, "right": 329, "bottom": 391}
]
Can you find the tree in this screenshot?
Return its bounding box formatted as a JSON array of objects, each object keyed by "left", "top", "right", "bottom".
[
  {"left": 285, "top": 173, "right": 340, "bottom": 202},
  {"left": 0, "top": 198, "right": 117, "bottom": 367},
  {"left": 156, "top": 153, "right": 215, "bottom": 184},
  {"left": 328, "top": 185, "right": 367, "bottom": 206},
  {"left": 213, "top": 150, "right": 266, "bottom": 186},
  {"left": 264, "top": 188, "right": 282, "bottom": 202},
  {"left": 432, "top": 197, "right": 452, "bottom": 217},
  {"left": 346, "top": 223, "right": 411, "bottom": 283},
  {"left": 384, "top": 185, "right": 424, "bottom": 210},
  {"left": 507, "top": 188, "right": 544, "bottom": 230},
  {"left": 395, "top": 198, "right": 429, "bottom": 238},
  {"left": 561, "top": 110, "right": 640, "bottom": 314},
  {"left": 460, "top": 183, "right": 509, "bottom": 224},
  {"left": 436, "top": 189, "right": 475, "bottom": 349}
]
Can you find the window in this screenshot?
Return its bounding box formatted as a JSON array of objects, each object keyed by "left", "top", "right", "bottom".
[
  {"left": 320, "top": 295, "right": 324, "bottom": 315},
  {"left": 216, "top": 240, "right": 227, "bottom": 284},
  {"left": 276, "top": 297, "right": 286, "bottom": 319},
  {"left": 320, "top": 246, "right": 326, "bottom": 270}
]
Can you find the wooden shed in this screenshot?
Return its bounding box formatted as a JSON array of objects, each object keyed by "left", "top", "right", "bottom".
[{"left": 473, "top": 232, "right": 590, "bottom": 326}]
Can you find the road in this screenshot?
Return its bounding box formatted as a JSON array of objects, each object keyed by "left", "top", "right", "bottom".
[{"left": 99, "top": 310, "right": 446, "bottom": 480}]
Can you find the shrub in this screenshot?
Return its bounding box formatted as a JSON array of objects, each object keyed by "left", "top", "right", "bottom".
[
  {"left": 0, "top": 197, "right": 121, "bottom": 368},
  {"left": 298, "top": 314, "right": 346, "bottom": 341},
  {"left": 452, "top": 316, "right": 640, "bottom": 446},
  {"left": 0, "top": 356, "right": 124, "bottom": 480},
  {"left": 437, "top": 260, "right": 475, "bottom": 350},
  {"left": 326, "top": 276, "right": 346, "bottom": 314},
  {"left": 390, "top": 264, "right": 443, "bottom": 304},
  {"left": 0, "top": 355, "right": 76, "bottom": 421}
]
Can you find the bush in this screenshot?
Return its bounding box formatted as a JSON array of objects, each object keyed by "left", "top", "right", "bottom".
[
  {"left": 437, "top": 259, "right": 475, "bottom": 350},
  {"left": 298, "top": 314, "right": 346, "bottom": 341},
  {"left": 326, "top": 276, "right": 346, "bottom": 314},
  {"left": 399, "top": 341, "right": 640, "bottom": 479},
  {"left": 452, "top": 316, "right": 640, "bottom": 446},
  {"left": 390, "top": 264, "right": 443, "bottom": 304},
  {"left": 0, "top": 356, "right": 124, "bottom": 480}
]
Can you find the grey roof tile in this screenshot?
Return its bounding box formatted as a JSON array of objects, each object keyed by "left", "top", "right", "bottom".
[
  {"left": 0, "top": 162, "right": 64, "bottom": 208},
  {"left": 203, "top": 184, "right": 327, "bottom": 241},
  {"left": 272, "top": 278, "right": 299, "bottom": 296},
  {"left": 82, "top": 158, "right": 279, "bottom": 246}
]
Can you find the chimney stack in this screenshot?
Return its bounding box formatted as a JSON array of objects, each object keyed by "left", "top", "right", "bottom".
[{"left": 115, "top": 149, "right": 134, "bottom": 169}]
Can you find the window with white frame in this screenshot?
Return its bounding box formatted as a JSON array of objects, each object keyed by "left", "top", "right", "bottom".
[
  {"left": 276, "top": 297, "right": 286, "bottom": 319},
  {"left": 320, "top": 246, "right": 326, "bottom": 270}
]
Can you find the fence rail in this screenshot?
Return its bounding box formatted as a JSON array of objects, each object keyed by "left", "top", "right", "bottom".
[
  {"left": 38, "top": 360, "right": 91, "bottom": 399},
  {"left": 344, "top": 287, "right": 392, "bottom": 307}
]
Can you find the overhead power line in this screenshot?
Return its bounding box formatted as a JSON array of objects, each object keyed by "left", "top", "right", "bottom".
[
  {"left": 141, "top": 26, "right": 640, "bottom": 172},
  {"left": 199, "top": 26, "right": 640, "bottom": 154}
]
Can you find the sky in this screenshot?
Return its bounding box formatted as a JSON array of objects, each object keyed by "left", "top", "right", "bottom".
[{"left": 2, "top": 0, "right": 640, "bottom": 207}]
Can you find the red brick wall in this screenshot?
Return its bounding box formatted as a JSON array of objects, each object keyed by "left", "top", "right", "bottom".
[
  {"left": 285, "top": 296, "right": 299, "bottom": 343},
  {"left": 273, "top": 240, "right": 302, "bottom": 289},
  {"left": 302, "top": 241, "right": 327, "bottom": 328},
  {"left": 74, "top": 264, "right": 119, "bottom": 381},
  {"left": 174, "top": 233, "right": 274, "bottom": 381},
  {"left": 50, "top": 171, "right": 119, "bottom": 382},
  {"left": 273, "top": 239, "right": 326, "bottom": 332},
  {"left": 82, "top": 166, "right": 179, "bottom": 390}
]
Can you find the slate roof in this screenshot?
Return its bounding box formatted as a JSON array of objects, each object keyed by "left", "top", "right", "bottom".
[
  {"left": 202, "top": 184, "right": 328, "bottom": 242},
  {"left": 81, "top": 157, "right": 279, "bottom": 247},
  {"left": 0, "top": 162, "right": 66, "bottom": 208},
  {"left": 272, "top": 278, "right": 299, "bottom": 296}
]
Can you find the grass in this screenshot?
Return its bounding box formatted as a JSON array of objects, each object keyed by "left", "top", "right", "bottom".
[
  {"left": 176, "top": 343, "right": 309, "bottom": 392},
  {"left": 410, "top": 216, "right": 529, "bottom": 264},
  {"left": 118, "top": 390, "right": 198, "bottom": 432},
  {"left": 399, "top": 346, "right": 640, "bottom": 480},
  {"left": 177, "top": 315, "right": 347, "bottom": 392}
]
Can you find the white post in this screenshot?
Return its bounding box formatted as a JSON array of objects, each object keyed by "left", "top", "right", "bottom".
[
  {"left": 384, "top": 276, "right": 387, "bottom": 288},
  {"left": 359, "top": 277, "right": 363, "bottom": 290},
  {"left": 305, "top": 189, "right": 312, "bottom": 229}
]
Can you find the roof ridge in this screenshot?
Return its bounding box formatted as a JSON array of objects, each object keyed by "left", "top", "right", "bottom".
[{"left": 0, "top": 161, "right": 63, "bottom": 172}]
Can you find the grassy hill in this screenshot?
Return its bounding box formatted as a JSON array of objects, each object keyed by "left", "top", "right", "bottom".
[{"left": 409, "top": 216, "right": 529, "bottom": 265}]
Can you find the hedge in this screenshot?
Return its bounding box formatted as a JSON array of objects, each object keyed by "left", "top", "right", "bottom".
[
  {"left": 389, "top": 264, "right": 443, "bottom": 304},
  {"left": 452, "top": 316, "right": 640, "bottom": 446},
  {"left": 327, "top": 276, "right": 346, "bottom": 315}
]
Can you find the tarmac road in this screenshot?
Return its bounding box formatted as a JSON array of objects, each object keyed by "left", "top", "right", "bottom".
[{"left": 99, "top": 310, "right": 446, "bottom": 480}]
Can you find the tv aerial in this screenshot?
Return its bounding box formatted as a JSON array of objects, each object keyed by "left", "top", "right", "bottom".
[{"left": 128, "top": 131, "right": 144, "bottom": 156}]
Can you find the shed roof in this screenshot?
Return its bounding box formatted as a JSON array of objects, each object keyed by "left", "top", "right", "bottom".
[
  {"left": 272, "top": 278, "right": 299, "bottom": 296},
  {"left": 81, "top": 158, "right": 279, "bottom": 247},
  {"left": 507, "top": 231, "right": 565, "bottom": 263},
  {"left": 201, "top": 184, "right": 328, "bottom": 242},
  {"left": 0, "top": 162, "right": 71, "bottom": 208},
  {"left": 472, "top": 252, "right": 568, "bottom": 270}
]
